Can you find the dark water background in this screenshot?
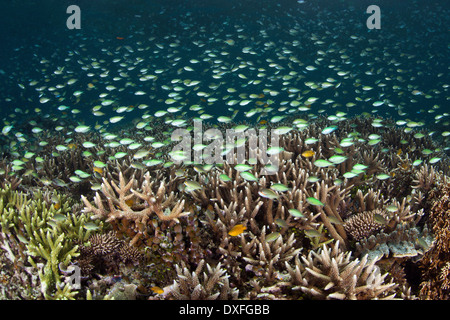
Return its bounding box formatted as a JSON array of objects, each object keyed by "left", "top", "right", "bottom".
[{"left": 0, "top": 0, "right": 448, "bottom": 131}]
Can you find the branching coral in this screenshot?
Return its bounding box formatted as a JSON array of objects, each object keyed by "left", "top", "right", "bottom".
[
  {"left": 0, "top": 185, "right": 100, "bottom": 299},
  {"left": 285, "top": 241, "right": 398, "bottom": 300},
  {"left": 241, "top": 227, "right": 301, "bottom": 284},
  {"left": 82, "top": 171, "right": 189, "bottom": 245},
  {"left": 419, "top": 176, "right": 450, "bottom": 299},
  {"left": 164, "top": 260, "right": 239, "bottom": 300}
]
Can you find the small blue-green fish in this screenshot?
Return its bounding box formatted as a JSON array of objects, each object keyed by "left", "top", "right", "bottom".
[
  {"left": 266, "top": 146, "right": 284, "bottom": 155},
  {"left": 74, "top": 170, "right": 90, "bottom": 178},
  {"left": 376, "top": 173, "right": 391, "bottom": 180},
  {"left": 114, "top": 152, "right": 128, "bottom": 159},
  {"left": 143, "top": 159, "right": 163, "bottom": 167},
  {"left": 83, "top": 222, "right": 99, "bottom": 231},
  {"left": 314, "top": 159, "right": 333, "bottom": 168},
  {"left": 289, "top": 209, "right": 304, "bottom": 218},
  {"left": 374, "top": 214, "right": 388, "bottom": 225},
  {"left": 234, "top": 164, "right": 253, "bottom": 172},
  {"left": 305, "top": 138, "right": 319, "bottom": 144},
  {"left": 93, "top": 160, "right": 107, "bottom": 168},
  {"left": 69, "top": 176, "right": 82, "bottom": 183},
  {"left": 306, "top": 197, "right": 325, "bottom": 206},
  {"left": 352, "top": 163, "right": 368, "bottom": 171},
  {"left": 82, "top": 141, "right": 96, "bottom": 148},
  {"left": 258, "top": 188, "right": 279, "bottom": 200},
  {"left": 133, "top": 149, "right": 149, "bottom": 159},
  {"left": 240, "top": 171, "right": 258, "bottom": 182},
  {"left": 304, "top": 229, "right": 322, "bottom": 238},
  {"left": 55, "top": 145, "right": 68, "bottom": 152},
  {"left": 24, "top": 152, "right": 35, "bottom": 159},
  {"left": 343, "top": 172, "right": 359, "bottom": 179},
  {"left": 265, "top": 232, "right": 281, "bottom": 242},
  {"left": 385, "top": 205, "right": 398, "bottom": 212},
  {"left": 274, "top": 126, "right": 293, "bottom": 135},
  {"left": 270, "top": 183, "right": 290, "bottom": 192},
  {"left": 184, "top": 180, "right": 202, "bottom": 191},
  {"left": 307, "top": 176, "right": 320, "bottom": 183},
  {"left": 368, "top": 139, "right": 381, "bottom": 146},
  {"left": 328, "top": 155, "right": 348, "bottom": 164},
  {"left": 321, "top": 125, "right": 338, "bottom": 135},
  {"left": 2, "top": 125, "right": 13, "bottom": 135},
  {"left": 429, "top": 157, "right": 441, "bottom": 164},
  {"left": 219, "top": 174, "right": 232, "bottom": 182},
  {"left": 75, "top": 125, "right": 90, "bottom": 133}
]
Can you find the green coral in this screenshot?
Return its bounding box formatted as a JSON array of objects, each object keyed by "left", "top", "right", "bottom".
[{"left": 0, "top": 184, "right": 102, "bottom": 299}]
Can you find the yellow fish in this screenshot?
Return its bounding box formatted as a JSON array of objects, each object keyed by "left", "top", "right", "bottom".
[
  {"left": 151, "top": 286, "right": 164, "bottom": 294},
  {"left": 228, "top": 224, "right": 247, "bottom": 237},
  {"left": 301, "top": 150, "right": 315, "bottom": 158},
  {"left": 93, "top": 167, "right": 103, "bottom": 174},
  {"left": 125, "top": 198, "right": 135, "bottom": 207}
]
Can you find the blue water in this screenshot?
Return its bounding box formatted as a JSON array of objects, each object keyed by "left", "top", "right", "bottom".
[{"left": 0, "top": 0, "right": 448, "bottom": 131}]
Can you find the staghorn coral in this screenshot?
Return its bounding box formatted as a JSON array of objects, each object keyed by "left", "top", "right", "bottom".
[
  {"left": 82, "top": 171, "right": 189, "bottom": 245},
  {"left": 163, "top": 260, "right": 239, "bottom": 300},
  {"left": 241, "top": 227, "right": 301, "bottom": 284},
  {"left": 412, "top": 164, "right": 439, "bottom": 193},
  {"left": 285, "top": 241, "right": 398, "bottom": 300},
  {"left": 0, "top": 161, "right": 22, "bottom": 191}
]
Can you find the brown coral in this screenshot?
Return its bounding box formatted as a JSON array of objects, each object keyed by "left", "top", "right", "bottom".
[
  {"left": 76, "top": 231, "right": 143, "bottom": 275},
  {"left": 81, "top": 171, "right": 189, "bottom": 245},
  {"left": 163, "top": 260, "right": 239, "bottom": 300},
  {"left": 343, "top": 209, "right": 389, "bottom": 241},
  {"left": 285, "top": 241, "right": 398, "bottom": 300},
  {"left": 419, "top": 177, "right": 450, "bottom": 299}
]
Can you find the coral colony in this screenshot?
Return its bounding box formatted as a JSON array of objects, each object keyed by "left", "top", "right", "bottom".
[{"left": 0, "top": 1, "right": 449, "bottom": 301}]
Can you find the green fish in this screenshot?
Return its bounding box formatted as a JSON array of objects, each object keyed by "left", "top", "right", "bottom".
[
  {"left": 258, "top": 189, "right": 279, "bottom": 200},
  {"left": 306, "top": 197, "right": 325, "bottom": 207},
  {"left": 234, "top": 164, "right": 253, "bottom": 172},
  {"left": 265, "top": 232, "right": 281, "bottom": 242},
  {"left": 219, "top": 174, "right": 232, "bottom": 182},
  {"left": 289, "top": 209, "right": 304, "bottom": 218},
  {"left": 376, "top": 173, "right": 391, "bottom": 180},
  {"left": 314, "top": 159, "right": 333, "bottom": 168},
  {"left": 240, "top": 171, "right": 258, "bottom": 182},
  {"left": 270, "top": 183, "right": 290, "bottom": 192},
  {"left": 328, "top": 155, "right": 348, "bottom": 164}
]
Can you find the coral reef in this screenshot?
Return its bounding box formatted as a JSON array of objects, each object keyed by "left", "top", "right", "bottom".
[
  {"left": 0, "top": 116, "right": 449, "bottom": 300},
  {"left": 418, "top": 176, "right": 450, "bottom": 299}
]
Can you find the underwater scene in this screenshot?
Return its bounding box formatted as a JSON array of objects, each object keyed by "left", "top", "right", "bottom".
[{"left": 0, "top": 0, "right": 449, "bottom": 301}]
